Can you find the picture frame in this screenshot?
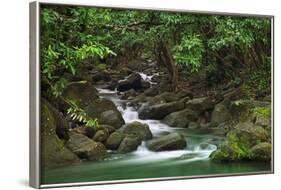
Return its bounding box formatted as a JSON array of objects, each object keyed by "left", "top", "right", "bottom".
[{"left": 30, "top": 1, "right": 274, "bottom": 188}]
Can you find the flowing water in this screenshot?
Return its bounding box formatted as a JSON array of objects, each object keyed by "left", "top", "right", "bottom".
[{"left": 42, "top": 73, "right": 271, "bottom": 185}]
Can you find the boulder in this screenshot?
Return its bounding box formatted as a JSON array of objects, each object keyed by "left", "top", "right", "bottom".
[
  {"left": 210, "top": 104, "right": 231, "bottom": 127},
  {"left": 41, "top": 99, "right": 79, "bottom": 168},
  {"left": 119, "top": 121, "right": 153, "bottom": 141},
  {"left": 66, "top": 133, "right": 107, "bottom": 161},
  {"left": 162, "top": 109, "right": 198, "bottom": 128},
  {"left": 72, "top": 126, "right": 96, "bottom": 138},
  {"left": 62, "top": 81, "right": 99, "bottom": 108},
  {"left": 92, "top": 130, "right": 109, "bottom": 143},
  {"left": 85, "top": 98, "right": 118, "bottom": 118},
  {"left": 147, "top": 132, "right": 187, "bottom": 151},
  {"left": 117, "top": 73, "right": 142, "bottom": 91},
  {"left": 92, "top": 71, "right": 111, "bottom": 82},
  {"left": 99, "top": 125, "right": 116, "bottom": 135},
  {"left": 228, "top": 100, "right": 270, "bottom": 121},
  {"left": 49, "top": 147, "right": 81, "bottom": 167},
  {"left": 138, "top": 101, "right": 185, "bottom": 120},
  {"left": 185, "top": 97, "right": 215, "bottom": 114},
  {"left": 146, "top": 92, "right": 178, "bottom": 105},
  {"left": 211, "top": 122, "right": 270, "bottom": 162},
  {"left": 105, "top": 131, "right": 125, "bottom": 150},
  {"left": 117, "top": 135, "right": 142, "bottom": 153},
  {"left": 84, "top": 98, "right": 125, "bottom": 129},
  {"left": 98, "top": 110, "right": 125, "bottom": 129},
  {"left": 251, "top": 142, "right": 272, "bottom": 161}
]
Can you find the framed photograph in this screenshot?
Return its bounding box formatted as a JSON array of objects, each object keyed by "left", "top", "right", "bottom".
[{"left": 30, "top": 1, "right": 274, "bottom": 188}]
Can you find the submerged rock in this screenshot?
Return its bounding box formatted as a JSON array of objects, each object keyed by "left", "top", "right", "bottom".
[
  {"left": 138, "top": 101, "right": 185, "bottom": 120},
  {"left": 162, "top": 108, "right": 198, "bottom": 128},
  {"left": 147, "top": 132, "right": 187, "bottom": 151},
  {"left": 66, "top": 133, "right": 107, "bottom": 161},
  {"left": 119, "top": 121, "right": 153, "bottom": 141}
]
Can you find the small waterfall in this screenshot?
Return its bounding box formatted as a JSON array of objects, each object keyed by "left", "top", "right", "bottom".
[{"left": 96, "top": 72, "right": 217, "bottom": 163}]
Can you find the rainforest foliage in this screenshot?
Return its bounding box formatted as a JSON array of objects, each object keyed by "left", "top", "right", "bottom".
[{"left": 41, "top": 5, "right": 271, "bottom": 108}]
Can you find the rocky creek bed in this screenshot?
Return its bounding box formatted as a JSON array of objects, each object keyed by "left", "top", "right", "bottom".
[{"left": 41, "top": 61, "right": 272, "bottom": 185}]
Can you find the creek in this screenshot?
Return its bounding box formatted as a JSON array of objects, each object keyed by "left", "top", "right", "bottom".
[{"left": 42, "top": 73, "right": 271, "bottom": 185}]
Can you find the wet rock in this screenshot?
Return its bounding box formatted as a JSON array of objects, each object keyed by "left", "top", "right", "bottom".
[
  {"left": 147, "top": 132, "right": 187, "bottom": 151},
  {"left": 138, "top": 101, "right": 185, "bottom": 120},
  {"left": 117, "top": 73, "right": 142, "bottom": 91},
  {"left": 105, "top": 131, "right": 125, "bottom": 150},
  {"left": 163, "top": 109, "right": 198, "bottom": 128},
  {"left": 210, "top": 104, "right": 231, "bottom": 127},
  {"left": 119, "top": 121, "right": 153, "bottom": 141},
  {"left": 66, "top": 133, "right": 107, "bottom": 161},
  {"left": 118, "top": 134, "right": 142, "bottom": 153},
  {"left": 62, "top": 81, "right": 99, "bottom": 108}
]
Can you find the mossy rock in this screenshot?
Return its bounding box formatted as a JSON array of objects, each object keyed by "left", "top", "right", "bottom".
[
  {"left": 41, "top": 99, "right": 80, "bottom": 168},
  {"left": 211, "top": 122, "right": 270, "bottom": 162},
  {"left": 62, "top": 81, "right": 99, "bottom": 108}
]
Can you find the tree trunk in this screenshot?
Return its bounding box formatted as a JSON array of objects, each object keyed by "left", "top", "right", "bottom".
[{"left": 159, "top": 40, "right": 179, "bottom": 91}]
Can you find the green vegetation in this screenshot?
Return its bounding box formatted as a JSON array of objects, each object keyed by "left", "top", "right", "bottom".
[{"left": 40, "top": 5, "right": 272, "bottom": 171}]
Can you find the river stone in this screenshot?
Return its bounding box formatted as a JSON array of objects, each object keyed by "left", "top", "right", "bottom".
[
  {"left": 119, "top": 121, "right": 153, "bottom": 141},
  {"left": 117, "top": 73, "right": 142, "bottom": 91},
  {"left": 98, "top": 110, "right": 125, "bottom": 129},
  {"left": 251, "top": 142, "right": 272, "bottom": 161},
  {"left": 138, "top": 101, "right": 185, "bottom": 120},
  {"left": 66, "top": 133, "right": 107, "bottom": 161},
  {"left": 72, "top": 126, "right": 96, "bottom": 138},
  {"left": 99, "top": 125, "right": 116, "bottom": 135},
  {"left": 147, "top": 132, "right": 187, "bottom": 151},
  {"left": 162, "top": 109, "right": 198, "bottom": 128},
  {"left": 185, "top": 97, "right": 215, "bottom": 114},
  {"left": 210, "top": 104, "right": 231, "bottom": 127},
  {"left": 105, "top": 131, "right": 125, "bottom": 150},
  {"left": 62, "top": 81, "right": 99, "bottom": 108},
  {"left": 85, "top": 98, "right": 118, "bottom": 118},
  {"left": 211, "top": 122, "right": 270, "bottom": 162},
  {"left": 118, "top": 134, "right": 142, "bottom": 153},
  {"left": 41, "top": 99, "right": 80, "bottom": 168},
  {"left": 92, "top": 129, "right": 109, "bottom": 143},
  {"left": 49, "top": 147, "right": 81, "bottom": 167}
]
